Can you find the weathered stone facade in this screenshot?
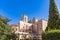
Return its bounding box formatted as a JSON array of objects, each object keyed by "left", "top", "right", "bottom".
[{"left": 11, "top": 15, "right": 47, "bottom": 40}]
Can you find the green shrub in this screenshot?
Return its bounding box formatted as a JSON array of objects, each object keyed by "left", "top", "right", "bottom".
[{"left": 42, "top": 30, "right": 60, "bottom": 40}]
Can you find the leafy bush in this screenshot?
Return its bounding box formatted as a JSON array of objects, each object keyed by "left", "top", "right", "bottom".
[{"left": 42, "top": 30, "right": 60, "bottom": 40}]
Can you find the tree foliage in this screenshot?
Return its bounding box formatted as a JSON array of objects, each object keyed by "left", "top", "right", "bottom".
[
  {"left": 0, "top": 15, "right": 17, "bottom": 40},
  {"left": 46, "top": 0, "right": 59, "bottom": 30}
]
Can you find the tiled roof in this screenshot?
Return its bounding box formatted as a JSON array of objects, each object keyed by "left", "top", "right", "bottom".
[{"left": 10, "top": 24, "right": 18, "bottom": 27}]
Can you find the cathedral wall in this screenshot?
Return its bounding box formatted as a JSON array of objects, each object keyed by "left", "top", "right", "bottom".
[{"left": 42, "top": 20, "right": 47, "bottom": 31}]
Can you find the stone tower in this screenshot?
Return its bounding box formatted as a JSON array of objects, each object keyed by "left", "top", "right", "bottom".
[{"left": 21, "top": 14, "right": 28, "bottom": 22}]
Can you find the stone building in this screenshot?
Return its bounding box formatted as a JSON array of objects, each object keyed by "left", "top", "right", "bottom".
[{"left": 11, "top": 14, "right": 47, "bottom": 40}]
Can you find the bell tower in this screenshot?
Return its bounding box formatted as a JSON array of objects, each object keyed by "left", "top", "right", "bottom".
[{"left": 21, "top": 14, "right": 28, "bottom": 22}]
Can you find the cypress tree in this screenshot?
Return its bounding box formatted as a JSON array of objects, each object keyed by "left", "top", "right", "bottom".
[
  {"left": 58, "top": 15, "right": 60, "bottom": 29},
  {"left": 46, "top": 0, "right": 59, "bottom": 30}
]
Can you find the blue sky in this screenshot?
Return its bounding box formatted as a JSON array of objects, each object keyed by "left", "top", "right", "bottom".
[{"left": 0, "top": 0, "right": 60, "bottom": 25}]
